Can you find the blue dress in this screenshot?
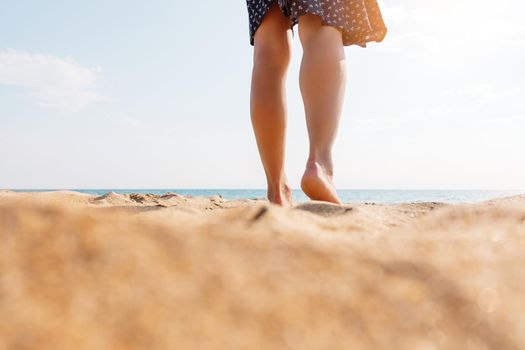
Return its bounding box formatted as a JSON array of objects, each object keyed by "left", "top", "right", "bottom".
[{"left": 246, "top": 0, "right": 387, "bottom": 47}]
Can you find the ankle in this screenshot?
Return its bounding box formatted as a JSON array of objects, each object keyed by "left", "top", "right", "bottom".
[
  {"left": 267, "top": 180, "right": 290, "bottom": 196},
  {"left": 267, "top": 180, "right": 292, "bottom": 205},
  {"left": 267, "top": 170, "right": 288, "bottom": 188},
  {"left": 306, "top": 156, "right": 334, "bottom": 177}
]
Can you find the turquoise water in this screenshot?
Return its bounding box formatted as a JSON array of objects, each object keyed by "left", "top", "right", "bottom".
[{"left": 9, "top": 189, "right": 524, "bottom": 204}]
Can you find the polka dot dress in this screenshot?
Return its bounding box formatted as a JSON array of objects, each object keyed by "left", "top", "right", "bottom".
[{"left": 246, "top": 0, "right": 387, "bottom": 47}]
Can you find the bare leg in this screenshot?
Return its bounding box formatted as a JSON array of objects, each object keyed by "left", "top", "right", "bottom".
[
  {"left": 250, "top": 3, "right": 293, "bottom": 206},
  {"left": 298, "top": 15, "right": 346, "bottom": 204}
]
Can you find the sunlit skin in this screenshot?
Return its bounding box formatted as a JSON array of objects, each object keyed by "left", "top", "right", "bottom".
[{"left": 250, "top": 3, "right": 345, "bottom": 206}]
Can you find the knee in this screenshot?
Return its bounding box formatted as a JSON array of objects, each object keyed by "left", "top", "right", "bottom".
[
  {"left": 253, "top": 36, "right": 291, "bottom": 72},
  {"left": 299, "top": 15, "right": 343, "bottom": 54}
]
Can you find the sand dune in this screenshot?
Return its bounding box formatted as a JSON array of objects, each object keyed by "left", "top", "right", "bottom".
[{"left": 0, "top": 191, "right": 524, "bottom": 349}]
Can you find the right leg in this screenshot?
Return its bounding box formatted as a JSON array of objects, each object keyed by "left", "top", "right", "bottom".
[
  {"left": 298, "top": 14, "right": 346, "bottom": 204},
  {"left": 250, "top": 2, "right": 293, "bottom": 206}
]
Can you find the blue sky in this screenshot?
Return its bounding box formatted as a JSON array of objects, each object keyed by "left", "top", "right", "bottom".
[{"left": 1, "top": 0, "right": 524, "bottom": 189}]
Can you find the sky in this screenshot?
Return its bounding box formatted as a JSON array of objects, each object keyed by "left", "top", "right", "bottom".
[{"left": 0, "top": 0, "right": 524, "bottom": 190}]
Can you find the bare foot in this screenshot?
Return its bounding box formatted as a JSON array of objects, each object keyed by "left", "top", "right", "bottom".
[
  {"left": 268, "top": 182, "right": 293, "bottom": 207},
  {"left": 301, "top": 161, "right": 342, "bottom": 204}
]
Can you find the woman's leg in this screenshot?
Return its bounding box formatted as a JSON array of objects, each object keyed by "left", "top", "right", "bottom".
[
  {"left": 250, "top": 3, "right": 293, "bottom": 206},
  {"left": 298, "top": 15, "right": 346, "bottom": 204}
]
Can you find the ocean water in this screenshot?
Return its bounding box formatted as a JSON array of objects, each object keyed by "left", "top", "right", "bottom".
[{"left": 10, "top": 189, "right": 524, "bottom": 204}]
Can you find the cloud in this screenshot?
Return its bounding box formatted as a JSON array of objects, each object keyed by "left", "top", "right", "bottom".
[
  {"left": 0, "top": 49, "right": 102, "bottom": 112},
  {"left": 379, "top": 2, "right": 408, "bottom": 29},
  {"left": 443, "top": 84, "right": 524, "bottom": 104},
  {"left": 111, "top": 117, "right": 141, "bottom": 128},
  {"left": 374, "top": 0, "right": 525, "bottom": 59}
]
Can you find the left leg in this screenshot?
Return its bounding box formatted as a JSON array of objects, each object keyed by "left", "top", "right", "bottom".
[
  {"left": 298, "top": 14, "right": 346, "bottom": 204},
  {"left": 250, "top": 3, "right": 293, "bottom": 207}
]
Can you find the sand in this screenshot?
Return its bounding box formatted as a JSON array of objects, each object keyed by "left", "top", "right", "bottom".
[{"left": 0, "top": 190, "right": 524, "bottom": 349}]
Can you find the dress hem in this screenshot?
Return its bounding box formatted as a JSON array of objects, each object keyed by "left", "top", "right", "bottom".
[{"left": 248, "top": 3, "right": 387, "bottom": 48}]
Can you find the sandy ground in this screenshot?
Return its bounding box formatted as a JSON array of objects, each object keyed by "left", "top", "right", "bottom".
[{"left": 0, "top": 190, "right": 525, "bottom": 350}]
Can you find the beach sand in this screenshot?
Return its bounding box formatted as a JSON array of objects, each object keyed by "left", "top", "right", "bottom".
[{"left": 1, "top": 190, "right": 524, "bottom": 349}]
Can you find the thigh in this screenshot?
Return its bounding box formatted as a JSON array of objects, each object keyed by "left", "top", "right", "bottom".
[
  {"left": 253, "top": 2, "right": 292, "bottom": 46},
  {"left": 298, "top": 14, "right": 343, "bottom": 49}
]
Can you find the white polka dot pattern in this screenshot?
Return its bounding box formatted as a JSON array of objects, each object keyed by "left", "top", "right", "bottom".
[{"left": 246, "top": 0, "right": 387, "bottom": 47}]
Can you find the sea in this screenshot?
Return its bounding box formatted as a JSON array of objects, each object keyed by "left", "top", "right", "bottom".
[{"left": 9, "top": 189, "right": 525, "bottom": 204}]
